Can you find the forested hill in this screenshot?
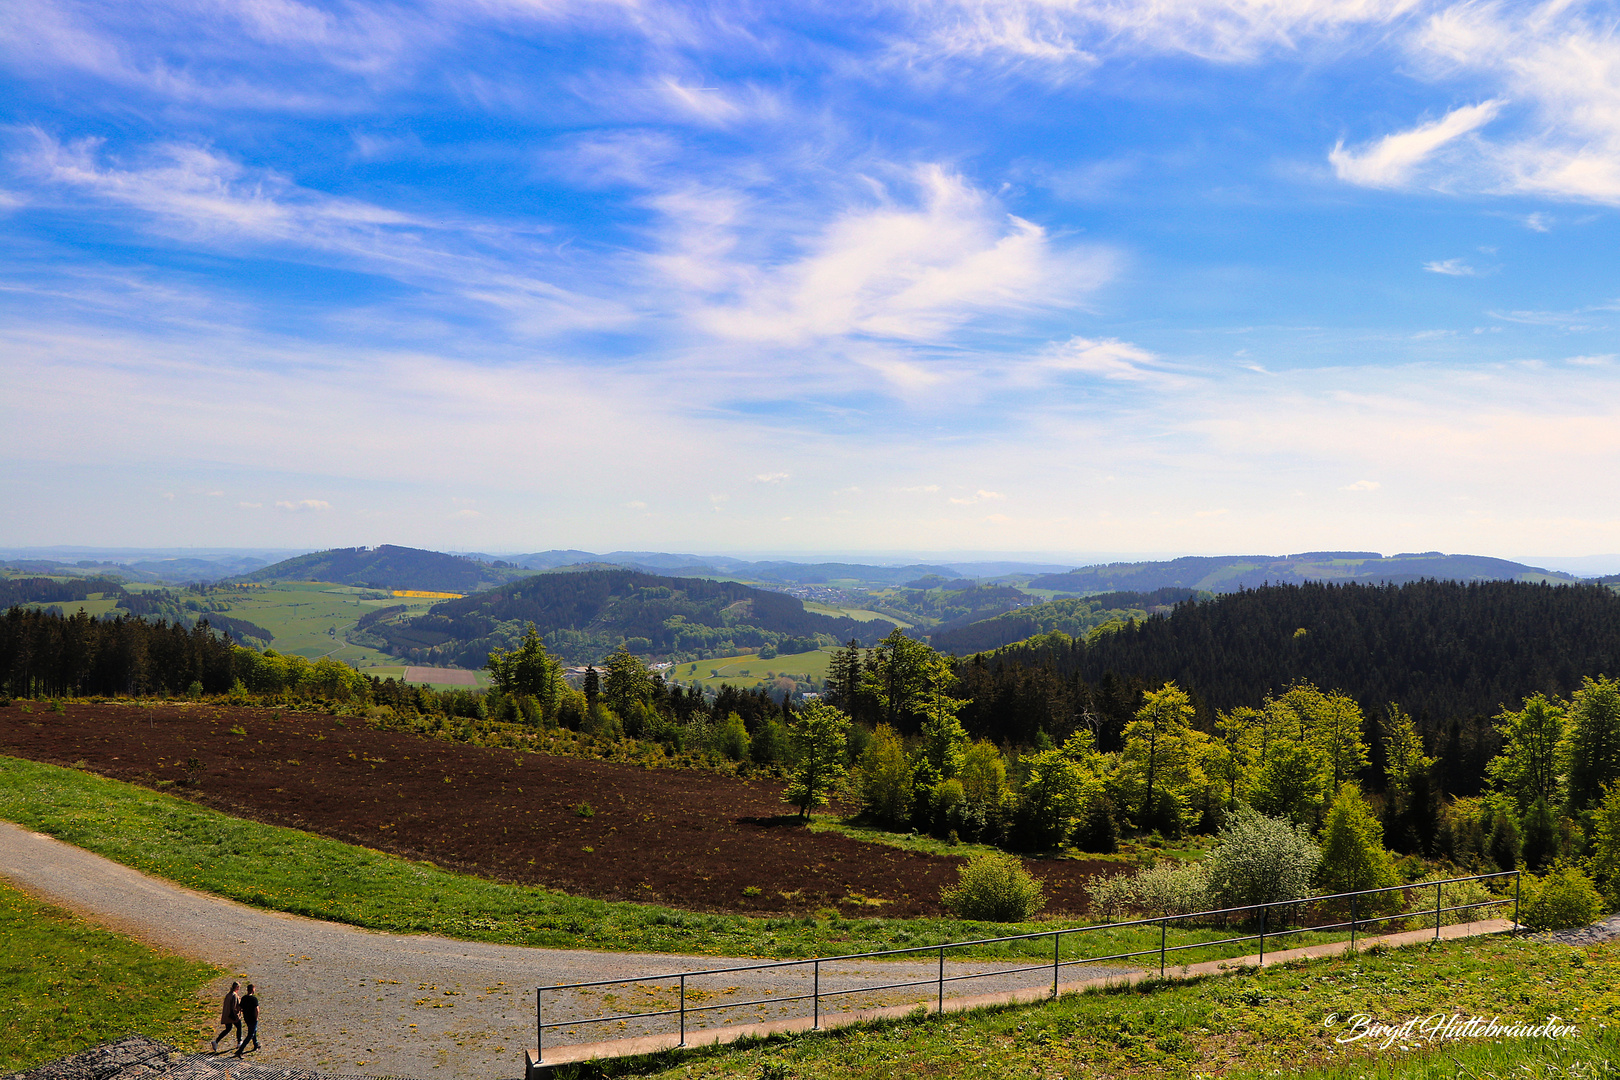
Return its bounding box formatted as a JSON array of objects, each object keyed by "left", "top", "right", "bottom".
[
  {"left": 366, "top": 569, "right": 899, "bottom": 667},
  {"left": 1028, "top": 551, "right": 1575, "bottom": 593},
  {"left": 931, "top": 588, "right": 1202, "bottom": 654},
  {"left": 987, "top": 580, "right": 1620, "bottom": 723},
  {"left": 237, "top": 545, "right": 529, "bottom": 593}
]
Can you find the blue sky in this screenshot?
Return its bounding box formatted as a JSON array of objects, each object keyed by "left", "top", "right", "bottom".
[{"left": 2, "top": 0, "right": 1618, "bottom": 559}]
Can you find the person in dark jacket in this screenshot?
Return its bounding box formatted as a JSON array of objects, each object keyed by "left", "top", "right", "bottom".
[
  {"left": 210, "top": 983, "right": 241, "bottom": 1052},
  {"left": 234, "top": 984, "right": 260, "bottom": 1056}
]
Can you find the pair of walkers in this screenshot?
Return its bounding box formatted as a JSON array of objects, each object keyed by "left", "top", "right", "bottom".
[{"left": 210, "top": 982, "right": 261, "bottom": 1057}]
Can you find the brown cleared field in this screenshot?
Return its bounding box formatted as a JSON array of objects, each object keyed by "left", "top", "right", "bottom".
[
  {"left": 0, "top": 703, "right": 1113, "bottom": 917},
  {"left": 403, "top": 665, "right": 478, "bottom": 686}
]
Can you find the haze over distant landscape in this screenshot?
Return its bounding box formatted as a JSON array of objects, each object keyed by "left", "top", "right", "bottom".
[{"left": 3, "top": 0, "right": 1618, "bottom": 557}]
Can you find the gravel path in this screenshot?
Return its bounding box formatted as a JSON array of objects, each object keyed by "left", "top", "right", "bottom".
[{"left": 0, "top": 821, "right": 1132, "bottom": 1079}]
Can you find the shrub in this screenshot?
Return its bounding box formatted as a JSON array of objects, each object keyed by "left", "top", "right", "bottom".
[
  {"left": 1131, "top": 859, "right": 1211, "bottom": 916},
  {"left": 1521, "top": 865, "right": 1604, "bottom": 931},
  {"left": 941, "top": 852, "right": 1047, "bottom": 922},
  {"left": 1085, "top": 873, "right": 1136, "bottom": 923},
  {"left": 1204, "top": 805, "right": 1320, "bottom": 910},
  {"left": 1404, "top": 876, "right": 1506, "bottom": 930}
]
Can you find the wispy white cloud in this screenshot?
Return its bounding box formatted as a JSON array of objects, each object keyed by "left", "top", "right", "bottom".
[
  {"left": 276, "top": 498, "right": 331, "bottom": 511},
  {"left": 12, "top": 131, "right": 635, "bottom": 336},
  {"left": 902, "top": 0, "right": 1422, "bottom": 70},
  {"left": 1329, "top": 99, "right": 1503, "bottom": 187},
  {"left": 949, "top": 488, "right": 1005, "bottom": 504},
  {"left": 680, "top": 165, "right": 1116, "bottom": 346},
  {"left": 754, "top": 472, "right": 789, "bottom": 483},
  {"left": 1332, "top": 2, "right": 1620, "bottom": 205},
  {"left": 1341, "top": 479, "right": 1381, "bottom": 491},
  {"left": 1035, "top": 335, "right": 1181, "bottom": 383},
  {"left": 1423, "top": 257, "right": 1477, "bottom": 275}
]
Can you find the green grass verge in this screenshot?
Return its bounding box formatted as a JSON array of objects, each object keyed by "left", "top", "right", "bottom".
[
  {"left": 569, "top": 935, "right": 1615, "bottom": 1079},
  {"left": 0, "top": 756, "right": 1344, "bottom": 964},
  {"left": 0, "top": 879, "right": 219, "bottom": 1073},
  {"left": 807, "top": 816, "right": 1209, "bottom": 866}
]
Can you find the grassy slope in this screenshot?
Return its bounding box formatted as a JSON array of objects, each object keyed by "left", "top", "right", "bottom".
[
  {"left": 608, "top": 936, "right": 1618, "bottom": 1080},
  {"left": 0, "top": 881, "right": 219, "bottom": 1073},
  {"left": 0, "top": 756, "right": 1334, "bottom": 964},
  {"left": 207, "top": 582, "right": 436, "bottom": 664},
  {"left": 671, "top": 649, "right": 837, "bottom": 692}
]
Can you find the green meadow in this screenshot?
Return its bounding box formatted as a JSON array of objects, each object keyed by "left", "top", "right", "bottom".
[
  {"left": 611, "top": 935, "right": 1617, "bottom": 1080},
  {"left": 803, "top": 600, "right": 911, "bottom": 627},
  {"left": 0, "top": 881, "right": 218, "bottom": 1073},
  {"left": 671, "top": 648, "right": 840, "bottom": 691},
  {"left": 205, "top": 581, "right": 437, "bottom": 665}
]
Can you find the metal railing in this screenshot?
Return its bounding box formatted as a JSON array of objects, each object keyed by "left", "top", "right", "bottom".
[{"left": 533, "top": 870, "right": 1519, "bottom": 1063}]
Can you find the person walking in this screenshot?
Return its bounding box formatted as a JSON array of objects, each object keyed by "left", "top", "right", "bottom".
[
  {"left": 210, "top": 982, "right": 242, "bottom": 1053},
  {"left": 233, "top": 984, "right": 260, "bottom": 1057}
]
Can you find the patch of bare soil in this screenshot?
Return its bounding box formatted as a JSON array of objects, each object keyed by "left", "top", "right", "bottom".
[{"left": 0, "top": 702, "right": 1114, "bottom": 916}]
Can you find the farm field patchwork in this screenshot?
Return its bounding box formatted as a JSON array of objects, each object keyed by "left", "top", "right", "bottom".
[{"left": 0, "top": 702, "right": 1114, "bottom": 918}]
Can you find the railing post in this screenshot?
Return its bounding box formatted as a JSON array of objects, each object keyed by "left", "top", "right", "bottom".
[
  {"left": 813, "top": 960, "right": 820, "bottom": 1030},
  {"left": 1514, "top": 872, "right": 1522, "bottom": 929},
  {"left": 1350, "top": 891, "right": 1357, "bottom": 952},
  {"left": 1052, "top": 931, "right": 1060, "bottom": 998},
  {"left": 1159, "top": 916, "right": 1167, "bottom": 978},
  {"left": 679, "top": 974, "right": 686, "bottom": 1047},
  {"left": 937, "top": 946, "right": 945, "bottom": 1014},
  {"left": 536, "top": 987, "right": 542, "bottom": 1066},
  {"left": 1435, "top": 881, "right": 1442, "bottom": 941},
  {"left": 1258, "top": 905, "right": 1266, "bottom": 964}
]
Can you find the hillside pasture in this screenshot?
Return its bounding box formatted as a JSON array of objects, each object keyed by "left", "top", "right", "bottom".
[
  {"left": 672, "top": 648, "right": 837, "bottom": 691},
  {"left": 803, "top": 600, "right": 911, "bottom": 627},
  {"left": 200, "top": 581, "right": 437, "bottom": 666},
  {"left": 19, "top": 597, "right": 124, "bottom": 618},
  {"left": 0, "top": 701, "right": 1113, "bottom": 917}
]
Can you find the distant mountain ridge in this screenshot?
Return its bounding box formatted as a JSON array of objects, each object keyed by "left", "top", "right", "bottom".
[{"left": 1028, "top": 552, "right": 1575, "bottom": 594}]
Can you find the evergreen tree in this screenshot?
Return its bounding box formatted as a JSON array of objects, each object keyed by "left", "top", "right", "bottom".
[
  {"left": 1520, "top": 797, "right": 1559, "bottom": 873},
  {"left": 484, "top": 623, "right": 561, "bottom": 712},
  {"left": 1487, "top": 809, "right": 1521, "bottom": 870},
  {"left": 1317, "top": 783, "right": 1400, "bottom": 900}
]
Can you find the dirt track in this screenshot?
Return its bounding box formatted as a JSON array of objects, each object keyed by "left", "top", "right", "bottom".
[
  {"left": 0, "top": 822, "right": 1131, "bottom": 1079},
  {"left": 0, "top": 702, "right": 1111, "bottom": 915}
]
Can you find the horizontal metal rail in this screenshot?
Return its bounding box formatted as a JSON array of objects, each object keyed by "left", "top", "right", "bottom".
[{"left": 534, "top": 870, "right": 1518, "bottom": 1061}]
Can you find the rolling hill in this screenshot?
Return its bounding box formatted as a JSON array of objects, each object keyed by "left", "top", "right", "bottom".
[
  {"left": 363, "top": 568, "right": 901, "bottom": 667},
  {"left": 1027, "top": 551, "right": 1576, "bottom": 594},
  {"left": 237, "top": 545, "right": 529, "bottom": 594}
]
